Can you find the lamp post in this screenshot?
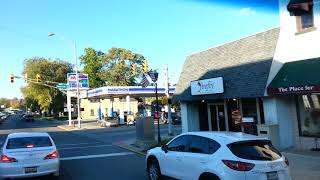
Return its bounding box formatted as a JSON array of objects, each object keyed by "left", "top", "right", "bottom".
[
  {"left": 153, "top": 70, "right": 161, "bottom": 144},
  {"left": 48, "top": 33, "right": 81, "bottom": 128}
]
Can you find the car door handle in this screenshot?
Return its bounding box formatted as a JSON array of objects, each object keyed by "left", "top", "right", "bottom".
[
  {"left": 176, "top": 157, "right": 182, "bottom": 162},
  {"left": 200, "top": 159, "right": 208, "bottom": 164}
]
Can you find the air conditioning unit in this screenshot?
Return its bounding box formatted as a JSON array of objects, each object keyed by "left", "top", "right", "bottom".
[{"left": 257, "top": 124, "right": 280, "bottom": 149}]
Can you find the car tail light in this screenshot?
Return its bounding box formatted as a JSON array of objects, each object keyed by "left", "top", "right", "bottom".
[
  {"left": 44, "top": 150, "right": 59, "bottom": 160},
  {"left": 26, "top": 144, "right": 34, "bottom": 148},
  {"left": 0, "top": 155, "right": 17, "bottom": 163},
  {"left": 284, "top": 156, "right": 289, "bottom": 166},
  {"left": 222, "top": 160, "right": 255, "bottom": 171}
]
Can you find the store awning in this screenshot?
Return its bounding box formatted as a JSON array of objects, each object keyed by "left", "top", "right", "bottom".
[
  {"left": 287, "top": 0, "right": 313, "bottom": 16},
  {"left": 267, "top": 58, "right": 320, "bottom": 95}
]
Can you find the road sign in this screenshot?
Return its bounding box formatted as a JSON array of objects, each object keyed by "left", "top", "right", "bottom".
[
  {"left": 56, "top": 83, "right": 70, "bottom": 89},
  {"left": 67, "top": 73, "right": 89, "bottom": 90}
]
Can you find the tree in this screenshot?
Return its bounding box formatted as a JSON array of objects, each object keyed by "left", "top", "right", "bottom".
[
  {"left": 101, "top": 48, "right": 145, "bottom": 86},
  {"left": 21, "top": 57, "right": 73, "bottom": 117},
  {"left": 79, "top": 48, "right": 105, "bottom": 88}
]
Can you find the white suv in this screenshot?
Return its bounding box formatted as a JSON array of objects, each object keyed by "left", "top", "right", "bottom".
[{"left": 146, "top": 132, "right": 291, "bottom": 180}]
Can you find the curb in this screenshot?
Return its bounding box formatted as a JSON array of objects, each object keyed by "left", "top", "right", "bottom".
[
  {"left": 115, "top": 143, "right": 147, "bottom": 156},
  {"left": 57, "top": 125, "right": 74, "bottom": 131}
]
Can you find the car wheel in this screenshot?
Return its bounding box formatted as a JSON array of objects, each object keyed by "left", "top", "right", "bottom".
[
  {"left": 199, "top": 173, "right": 220, "bottom": 180},
  {"left": 148, "top": 158, "right": 161, "bottom": 180}
]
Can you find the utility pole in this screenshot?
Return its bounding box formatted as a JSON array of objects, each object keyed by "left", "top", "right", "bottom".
[
  {"left": 165, "top": 64, "right": 173, "bottom": 135},
  {"left": 74, "top": 43, "right": 81, "bottom": 129}
]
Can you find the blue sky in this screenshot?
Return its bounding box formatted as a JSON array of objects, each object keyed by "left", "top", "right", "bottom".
[{"left": 0, "top": 0, "right": 279, "bottom": 98}]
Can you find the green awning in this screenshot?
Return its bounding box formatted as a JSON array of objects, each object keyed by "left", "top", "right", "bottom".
[{"left": 268, "top": 58, "right": 320, "bottom": 95}]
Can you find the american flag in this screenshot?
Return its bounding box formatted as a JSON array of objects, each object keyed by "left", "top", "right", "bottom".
[
  {"left": 147, "top": 70, "right": 157, "bottom": 82},
  {"left": 141, "top": 74, "right": 150, "bottom": 88}
]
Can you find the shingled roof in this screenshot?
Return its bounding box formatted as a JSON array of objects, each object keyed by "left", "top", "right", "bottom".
[{"left": 174, "top": 27, "right": 280, "bottom": 102}]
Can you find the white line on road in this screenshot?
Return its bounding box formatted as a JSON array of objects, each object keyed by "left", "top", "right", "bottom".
[
  {"left": 58, "top": 144, "right": 113, "bottom": 150},
  {"left": 60, "top": 152, "right": 135, "bottom": 161},
  {"left": 56, "top": 142, "right": 101, "bottom": 147}
]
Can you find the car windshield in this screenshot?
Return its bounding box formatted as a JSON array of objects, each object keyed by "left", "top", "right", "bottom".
[
  {"left": 228, "top": 140, "right": 282, "bottom": 161},
  {"left": 6, "top": 136, "right": 52, "bottom": 149}
]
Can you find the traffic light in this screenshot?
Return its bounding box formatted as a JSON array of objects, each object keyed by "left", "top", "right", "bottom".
[
  {"left": 10, "top": 73, "right": 14, "bottom": 83},
  {"left": 131, "top": 64, "right": 137, "bottom": 75},
  {"left": 36, "top": 74, "right": 41, "bottom": 82},
  {"left": 143, "top": 59, "right": 148, "bottom": 73}
]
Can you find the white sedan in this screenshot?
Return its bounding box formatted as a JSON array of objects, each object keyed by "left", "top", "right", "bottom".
[
  {"left": 0, "top": 132, "right": 60, "bottom": 179},
  {"left": 146, "top": 131, "right": 291, "bottom": 180}
]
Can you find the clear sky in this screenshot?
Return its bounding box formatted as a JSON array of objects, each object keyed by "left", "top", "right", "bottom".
[{"left": 0, "top": 0, "right": 279, "bottom": 99}]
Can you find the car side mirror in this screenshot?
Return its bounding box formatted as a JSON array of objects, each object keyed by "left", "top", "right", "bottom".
[{"left": 161, "top": 145, "right": 168, "bottom": 153}]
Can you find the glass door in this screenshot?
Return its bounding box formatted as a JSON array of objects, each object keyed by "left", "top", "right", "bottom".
[{"left": 208, "top": 104, "right": 226, "bottom": 131}]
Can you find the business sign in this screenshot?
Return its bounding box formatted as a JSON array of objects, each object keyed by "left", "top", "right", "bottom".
[
  {"left": 67, "top": 73, "right": 89, "bottom": 90},
  {"left": 268, "top": 85, "right": 320, "bottom": 95},
  {"left": 191, "top": 77, "right": 224, "bottom": 95},
  {"left": 106, "top": 87, "right": 129, "bottom": 94},
  {"left": 242, "top": 117, "right": 254, "bottom": 123}
]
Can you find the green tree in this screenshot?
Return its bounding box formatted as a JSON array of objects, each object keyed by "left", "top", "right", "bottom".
[
  {"left": 79, "top": 48, "right": 105, "bottom": 88},
  {"left": 21, "top": 57, "right": 73, "bottom": 117},
  {"left": 101, "top": 48, "right": 145, "bottom": 86}
]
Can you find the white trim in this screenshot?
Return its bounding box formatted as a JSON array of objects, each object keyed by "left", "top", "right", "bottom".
[{"left": 186, "top": 26, "right": 280, "bottom": 58}]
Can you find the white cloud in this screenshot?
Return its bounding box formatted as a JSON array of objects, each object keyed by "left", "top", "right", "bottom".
[{"left": 237, "top": 7, "right": 256, "bottom": 16}]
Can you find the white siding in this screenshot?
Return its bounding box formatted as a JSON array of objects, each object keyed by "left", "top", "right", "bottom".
[
  {"left": 267, "top": 0, "right": 320, "bottom": 87},
  {"left": 180, "top": 103, "right": 200, "bottom": 133}
]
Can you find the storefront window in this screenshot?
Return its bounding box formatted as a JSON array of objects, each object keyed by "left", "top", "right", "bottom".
[
  {"left": 298, "top": 94, "right": 320, "bottom": 137},
  {"left": 241, "top": 98, "right": 258, "bottom": 135}
]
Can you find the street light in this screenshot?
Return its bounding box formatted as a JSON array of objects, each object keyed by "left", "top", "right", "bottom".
[{"left": 48, "top": 32, "right": 81, "bottom": 128}]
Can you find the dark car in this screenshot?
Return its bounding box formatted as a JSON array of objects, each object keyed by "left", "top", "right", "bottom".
[{"left": 23, "top": 114, "right": 35, "bottom": 122}]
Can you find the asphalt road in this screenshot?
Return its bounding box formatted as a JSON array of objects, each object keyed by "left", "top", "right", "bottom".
[{"left": 0, "top": 115, "right": 180, "bottom": 180}]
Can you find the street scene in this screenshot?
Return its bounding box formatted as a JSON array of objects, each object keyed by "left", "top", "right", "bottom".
[
  {"left": 1, "top": 0, "right": 320, "bottom": 179},
  {"left": 0, "top": 114, "right": 181, "bottom": 180}
]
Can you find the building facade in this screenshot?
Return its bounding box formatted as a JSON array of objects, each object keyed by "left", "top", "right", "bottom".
[{"left": 174, "top": 0, "right": 320, "bottom": 150}]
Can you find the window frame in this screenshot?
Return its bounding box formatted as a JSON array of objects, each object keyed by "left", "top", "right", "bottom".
[
  {"left": 295, "top": 8, "right": 316, "bottom": 35},
  {"left": 167, "top": 135, "right": 189, "bottom": 152},
  {"left": 186, "top": 135, "right": 221, "bottom": 155},
  {"left": 90, "top": 109, "right": 95, "bottom": 116}
]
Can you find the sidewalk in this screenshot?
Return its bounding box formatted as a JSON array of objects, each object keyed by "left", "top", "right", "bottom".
[
  {"left": 282, "top": 150, "right": 320, "bottom": 180},
  {"left": 57, "top": 119, "right": 106, "bottom": 131}
]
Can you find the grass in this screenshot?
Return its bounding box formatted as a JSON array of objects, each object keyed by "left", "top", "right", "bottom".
[{"left": 145, "top": 137, "right": 173, "bottom": 152}]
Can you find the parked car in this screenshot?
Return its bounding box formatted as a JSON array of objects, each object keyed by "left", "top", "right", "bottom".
[
  {"left": 22, "top": 114, "right": 35, "bottom": 122},
  {"left": 146, "top": 132, "right": 291, "bottom": 180},
  {"left": 0, "top": 112, "right": 7, "bottom": 122},
  {"left": 0, "top": 132, "right": 60, "bottom": 179}
]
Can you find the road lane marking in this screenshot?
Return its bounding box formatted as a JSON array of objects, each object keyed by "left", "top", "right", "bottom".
[
  {"left": 59, "top": 144, "right": 113, "bottom": 150},
  {"left": 56, "top": 142, "right": 101, "bottom": 147},
  {"left": 60, "top": 152, "right": 135, "bottom": 161}
]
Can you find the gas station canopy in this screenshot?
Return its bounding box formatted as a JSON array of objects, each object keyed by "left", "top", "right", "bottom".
[{"left": 86, "top": 86, "right": 176, "bottom": 99}]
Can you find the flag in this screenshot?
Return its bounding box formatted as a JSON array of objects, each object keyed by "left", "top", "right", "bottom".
[
  {"left": 141, "top": 74, "right": 150, "bottom": 88},
  {"left": 147, "top": 70, "right": 157, "bottom": 82}
]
